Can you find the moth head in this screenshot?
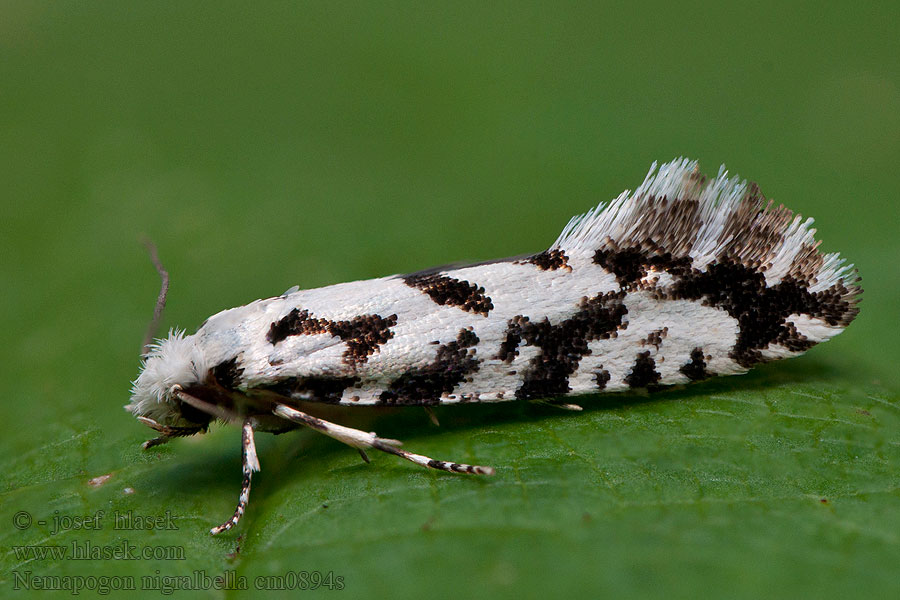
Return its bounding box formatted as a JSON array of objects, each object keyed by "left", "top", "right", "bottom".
[
  {"left": 126, "top": 329, "right": 213, "bottom": 430},
  {"left": 127, "top": 242, "right": 216, "bottom": 436}
]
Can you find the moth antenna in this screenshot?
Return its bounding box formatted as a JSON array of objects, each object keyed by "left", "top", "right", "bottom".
[{"left": 140, "top": 237, "right": 170, "bottom": 356}]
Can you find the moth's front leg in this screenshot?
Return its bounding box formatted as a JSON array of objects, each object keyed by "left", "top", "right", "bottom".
[
  {"left": 136, "top": 416, "right": 204, "bottom": 449},
  {"left": 210, "top": 417, "right": 261, "bottom": 535}
]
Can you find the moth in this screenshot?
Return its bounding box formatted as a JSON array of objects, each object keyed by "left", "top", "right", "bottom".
[{"left": 128, "top": 159, "right": 860, "bottom": 534}]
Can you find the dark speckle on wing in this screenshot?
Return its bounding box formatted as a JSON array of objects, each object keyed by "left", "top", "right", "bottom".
[
  {"left": 267, "top": 308, "right": 397, "bottom": 365},
  {"left": 403, "top": 273, "right": 494, "bottom": 316},
  {"left": 625, "top": 351, "right": 661, "bottom": 389},
  {"left": 379, "top": 328, "right": 480, "bottom": 405},
  {"left": 679, "top": 347, "right": 710, "bottom": 381},
  {"left": 506, "top": 290, "right": 628, "bottom": 400},
  {"left": 518, "top": 249, "right": 571, "bottom": 271},
  {"left": 666, "top": 262, "right": 853, "bottom": 367}
]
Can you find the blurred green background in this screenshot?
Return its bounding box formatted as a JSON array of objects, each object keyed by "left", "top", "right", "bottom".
[{"left": 2, "top": 2, "right": 898, "bottom": 599}]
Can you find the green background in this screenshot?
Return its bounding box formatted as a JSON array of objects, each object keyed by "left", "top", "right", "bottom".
[{"left": 2, "top": 2, "right": 898, "bottom": 598}]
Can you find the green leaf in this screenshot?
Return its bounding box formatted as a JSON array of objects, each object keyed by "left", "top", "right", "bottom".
[{"left": 3, "top": 365, "right": 898, "bottom": 598}]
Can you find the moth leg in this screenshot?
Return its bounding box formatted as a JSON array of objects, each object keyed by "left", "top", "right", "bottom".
[
  {"left": 273, "top": 403, "right": 494, "bottom": 476},
  {"left": 143, "top": 436, "right": 170, "bottom": 450},
  {"left": 136, "top": 417, "right": 203, "bottom": 449},
  {"left": 171, "top": 384, "right": 240, "bottom": 423},
  {"left": 423, "top": 406, "right": 440, "bottom": 426},
  {"left": 210, "top": 417, "right": 261, "bottom": 535},
  {"left": 534, "top": 400, "right": 583, "bottom": 412}
]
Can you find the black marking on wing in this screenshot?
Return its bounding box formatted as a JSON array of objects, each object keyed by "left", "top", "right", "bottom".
[
  {"left": 666, "top": 261, "right": 853, "bottom": 368},
  {"left": 495, "top": 317, "right": 524, "bottom": 362},
  {"left": 518, "top": 249, "right": 571, "bottom": 271},
  {"left": 263, "top": 376, "right": 361, "bottom": 404},
  {"left": 776, "top": 321, "right": 815, "bottom": 353},
  {"left": 595, "top": 368, "right": 611, "bottom": 390},
  {"left": 403, "top": 273, "right": 494, "bottom": 316},
  {"left": 379, "top": 328, "right": 480, "bottom": 406},
  {"left": 592, "top": 244, "right": 856, "bottom": 369},
  {"left": 210, "top": 357, "right": 244, "bottom": 391},
  {"left": 641, "top": 328, "right": 668, "bottom": 350},
  {"left": 267, "top": 309, "right": 326, "bottom": 343},
  {"left": 503, "top": 291, "right": 628, "bottom": 400},
  {"left": 593, "top": 245, "right": 692, "bottom": 288},
  {"left": 625, "top": 351, "right": 661, "bottom": 389},
  {"left": 679, "top": 347, "right": 710, "bottom": 381},
  {"left": 331, "top": 314, "right": 400, "bottom": 364},
  {"left": 267, "top": 308, "right": 398, "bottom": 365}
]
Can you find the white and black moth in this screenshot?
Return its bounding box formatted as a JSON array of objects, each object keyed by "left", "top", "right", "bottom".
[{"left": 128, "top": 158, "right": 860, "bottom": 534}]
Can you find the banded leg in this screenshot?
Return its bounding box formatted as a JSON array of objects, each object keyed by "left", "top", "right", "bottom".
[
  {"left": 273, "top": 404, "right": 495, "bottom": 476},
  {"left": 210, "top": 418, "right": 261, "bottom": 535}
]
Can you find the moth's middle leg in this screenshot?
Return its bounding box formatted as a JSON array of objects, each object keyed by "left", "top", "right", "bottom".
[{"left": 272, "top": 403, "right": 495, "bottom": 476}]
